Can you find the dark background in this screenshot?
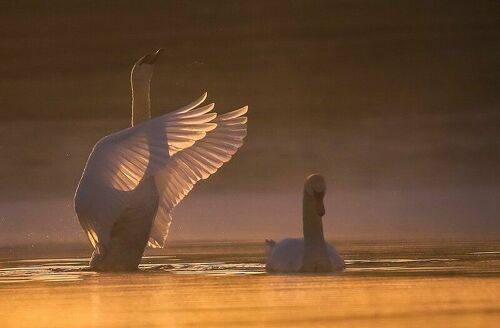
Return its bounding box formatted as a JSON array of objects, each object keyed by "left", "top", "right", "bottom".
[{"left": 0, "top": 1, "right": 499, "bottom": 246}]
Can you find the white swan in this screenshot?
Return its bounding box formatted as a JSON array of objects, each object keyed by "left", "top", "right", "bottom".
[
  {"left": 266, "top": 174, "right": 345, "bottom": 273},
  {"left": 74, "top": 49, "right": 248, "bottom": 271}
]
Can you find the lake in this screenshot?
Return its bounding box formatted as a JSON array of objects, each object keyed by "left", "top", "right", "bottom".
[{"left": 1, "top": 240, "right": 499, "bottom": 327}]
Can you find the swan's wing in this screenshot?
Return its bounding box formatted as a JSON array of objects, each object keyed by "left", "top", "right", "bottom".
[
  {"left": 327, "top": 243, "right": 346, "bottom": 271},
  {"left": 148, "top": 106, "right": 248, "bottom": 247},
  {"left": 91, "top": 94, "right": 216, "bottom": 192},
  {"left": 266, "top": 238, "right": 304, "bottom": 273},
  {"left": 75, "top": 93, "right": 216, "bottom": 246}
]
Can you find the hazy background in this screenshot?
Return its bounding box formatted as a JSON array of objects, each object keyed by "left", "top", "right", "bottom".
[{"left": 0, "top": 0, "right": 499, "bottom": 248}]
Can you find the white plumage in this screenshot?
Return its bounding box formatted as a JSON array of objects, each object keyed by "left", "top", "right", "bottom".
[
  {"left": 74, "top": 49, "right": 248, "bottom": 271},
  {"left": 149, "top": 105, "right": 248, "bottom": 247},
  {"left": 265, "top": 174, "right": 345, "bottom": 273},
  {"left": 266, "top": 238, "right": 344, "bottom": 273}
]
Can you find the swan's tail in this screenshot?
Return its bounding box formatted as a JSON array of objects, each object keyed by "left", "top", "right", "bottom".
[{"left": 265, "top": 239, "right": 276, "bottom": 255}]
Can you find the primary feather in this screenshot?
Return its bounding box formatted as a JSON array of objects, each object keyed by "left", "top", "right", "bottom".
[
  {"left": 75, "top": 49, "right": 248, "bottom": 271},
  {"left": 149, "top": 105, "right": 248, "bottom": 247}
]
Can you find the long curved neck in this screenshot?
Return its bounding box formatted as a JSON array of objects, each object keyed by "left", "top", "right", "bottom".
[
  {"left": 130, "top": 70, "right": 152, "bottom": 126},
  {"left": 302, "top": 192, "right": 331, "bottom": 272},
  {"left": 303, "top": 192, "right": 326, "bottom": 247}
]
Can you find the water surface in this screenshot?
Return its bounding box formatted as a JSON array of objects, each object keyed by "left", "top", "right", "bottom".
[{"left": 1, "top": 241, "right": 499, "bottom": 327}]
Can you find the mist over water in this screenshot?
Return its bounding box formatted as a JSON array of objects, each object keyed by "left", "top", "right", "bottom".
[
  {"left": 0, "top": 1, "right": 499, "bottom": 247},
  {"left": 0, "top": 120, "right": 498, "bottom": 247}
]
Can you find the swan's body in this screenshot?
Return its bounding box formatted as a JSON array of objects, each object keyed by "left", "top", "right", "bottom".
[
  {"left": 266, "top": 175, "right": 345, "bottom": 273},
  {"left": 74, "top": 49, "right": 248, "bottom": 271},
  {"left": 266, "top": 238, "right": 344, "bottom": 273}
]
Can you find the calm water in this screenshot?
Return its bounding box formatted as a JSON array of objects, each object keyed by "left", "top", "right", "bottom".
[{"left": 1, "top": 241, "right": 499, "bottom": 327}]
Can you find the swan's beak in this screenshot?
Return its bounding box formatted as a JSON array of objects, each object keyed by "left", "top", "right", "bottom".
[
  {"left": 149, "top": 48, "right": 164, "bottom": 63},
  {"left": 314, "top": 196, "right": 325, "bottom": 217},
  {"left": 138, "top": 48, "right": 164, "bottom": 65}
]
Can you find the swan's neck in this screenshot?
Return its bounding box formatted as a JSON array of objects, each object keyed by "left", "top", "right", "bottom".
[
  {"left": 131, "top": 75, "right": 152, "bottom": 126},
  {"left": 303, "top": 193, "right": 326, "bottom": 247},
  {"left": 301, "top": 192, "right": 331, "bottom": 272}
]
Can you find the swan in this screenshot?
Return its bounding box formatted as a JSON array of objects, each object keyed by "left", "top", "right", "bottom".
[
  {"left": 265, "top": 174, "right": 345, "bottom": 273},
  {"left": 74, "top": 49, "right": 248, "bottom": 271}
]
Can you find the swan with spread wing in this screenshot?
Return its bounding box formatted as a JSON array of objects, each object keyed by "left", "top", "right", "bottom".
[{"left": 74, "top": 49, "right": 248, "bottom": 271}]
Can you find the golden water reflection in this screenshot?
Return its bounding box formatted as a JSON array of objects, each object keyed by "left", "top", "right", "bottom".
[{"left": 0, "top": 241, "right": 499, "bottom": 327}]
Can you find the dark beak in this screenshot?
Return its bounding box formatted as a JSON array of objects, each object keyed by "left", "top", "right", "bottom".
[
  {"left": 314, "top": 195, "right": 325, "bottom": 217},
  {"left": 149, "top": 48, "right": 164, "bottom": 63},
  {"left": 138, "top": 48, "right": 164, "bottom": 65}
]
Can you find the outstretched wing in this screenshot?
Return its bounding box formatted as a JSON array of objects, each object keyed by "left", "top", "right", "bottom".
[
  {"left": 148, "top": 106, "right": 248, "bottom": 247},
  {"left": 75, "top": 93, "right": 217, "bottom": 247}
]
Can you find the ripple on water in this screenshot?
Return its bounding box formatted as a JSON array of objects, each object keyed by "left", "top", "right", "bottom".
[
  {"left": 0, "top": 249, "right": 498, "bottom": 283},
  {"left": 0, "top": 258, "right": 267, "bottom": 283}
]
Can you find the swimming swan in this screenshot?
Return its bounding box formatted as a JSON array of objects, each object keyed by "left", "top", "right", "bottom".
[
  {"left": 74, "top": 49, "right": 248, "bottom": 271},
  {"left": 266, "top": 174, "right": 345, "bottom": 273}
]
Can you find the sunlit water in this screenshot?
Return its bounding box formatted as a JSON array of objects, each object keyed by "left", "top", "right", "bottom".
[{"left": 1, "top": 241, "right": 499, "bottom": 327}]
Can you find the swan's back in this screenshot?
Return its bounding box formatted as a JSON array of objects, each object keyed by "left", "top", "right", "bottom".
[
  {"left": 266, "top": 238, "right": 345, "bottom": 273},
  {"left": 326, "top": 244, "right": 346, "bottom": 271},
  {"left": 266, "top": 238, "right": 304, "bottom": 273}
]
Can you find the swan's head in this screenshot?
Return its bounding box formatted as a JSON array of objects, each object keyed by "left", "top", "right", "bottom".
[
  {"left": 131, "top": 48, "right": 164, "bottom": 82},
  {"left": 304, "top": 174, "right": 326, "bottom": 217},
  {"left": 137, "top": 48, "right": 164, "bottom": 65}
]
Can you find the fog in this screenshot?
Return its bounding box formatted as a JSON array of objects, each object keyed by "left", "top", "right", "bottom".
[{"left": 0, "top": 1, "right": 499, "bottom": 247}]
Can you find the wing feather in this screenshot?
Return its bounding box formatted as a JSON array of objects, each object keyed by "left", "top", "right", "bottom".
[
  {"left": 148, "top": 106, "right": 248, "bottom": 247},
  {"left": 75, "top": 93, "right": 219, "bottom": 247}
]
